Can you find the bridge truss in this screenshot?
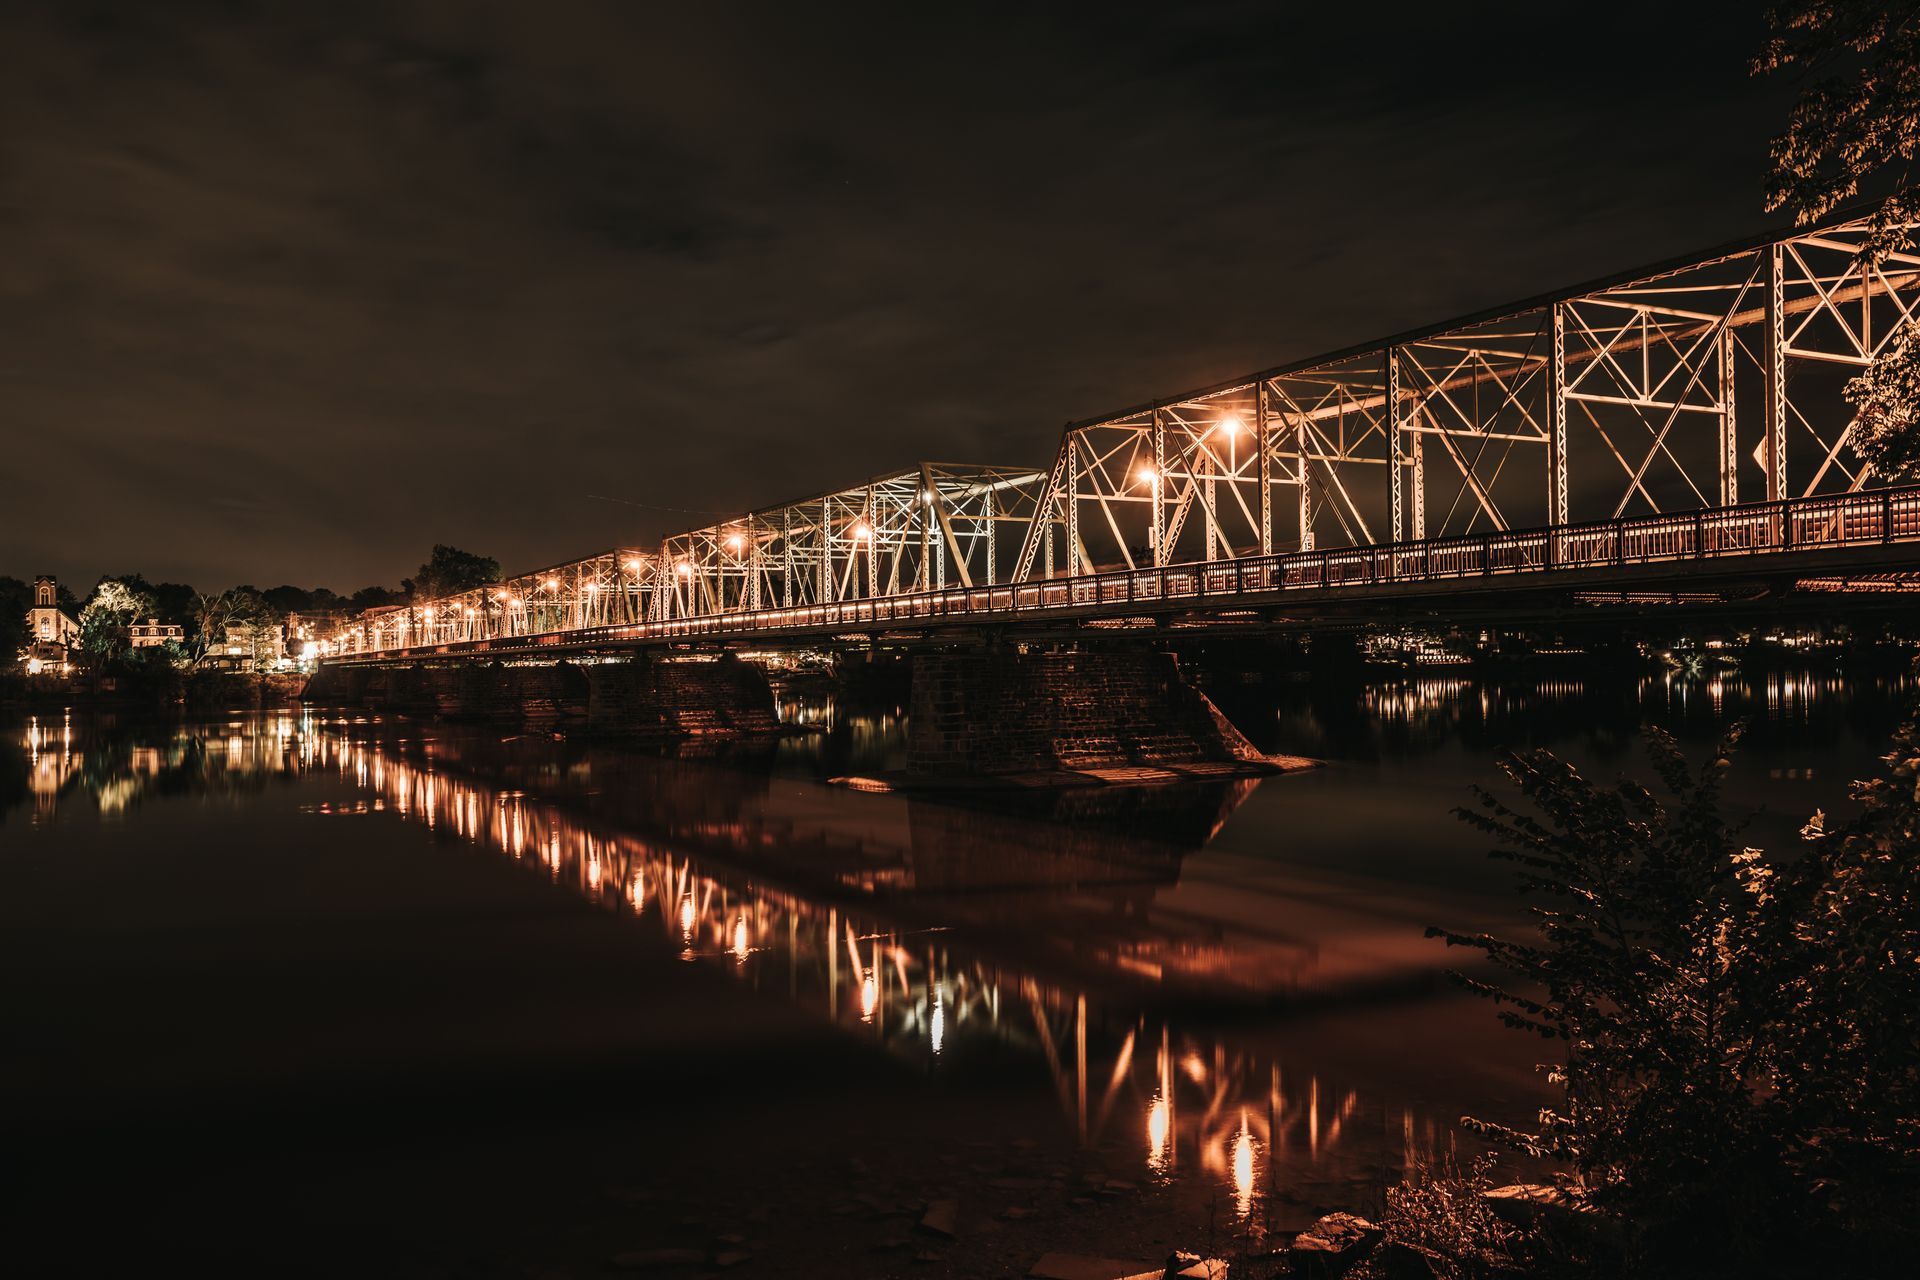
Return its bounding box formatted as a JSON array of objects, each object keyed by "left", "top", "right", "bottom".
[
  {"left": 1014, "top": 211, "right": 1920, "bottom": 581},
  {"left": 651, "top": 463, "right": 1048, "bottom": 619},
  {"left": 324, "top": 210, "right": 1920, "bottom": 660}
]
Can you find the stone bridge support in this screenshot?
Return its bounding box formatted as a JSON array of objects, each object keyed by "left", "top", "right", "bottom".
[
  {"left": 906, "top": 648, "right": 1263, "bottom": 777},
  {"left": 301, "top": 655, "right": 777, "bottom": 737}
]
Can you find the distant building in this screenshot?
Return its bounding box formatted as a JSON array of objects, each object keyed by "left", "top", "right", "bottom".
[
  {"left": 24, "top": 575, "right": 80, "bottom": 669},
  {"left": 205, "top": 619, "right": 284, "bottom": 672},
  {"left": 285, "top": 609, "right": 350, "bottom": 668},
  {"left": 129, "top": 618, "right": 185, "bottom": 649}
]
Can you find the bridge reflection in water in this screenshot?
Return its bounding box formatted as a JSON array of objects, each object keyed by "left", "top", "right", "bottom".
[
  {"left": 295, "top": 715, "right": 1444, "bottom": 1225},
  {"left": 7, "top": 709, "right": 1493, "bottom": 1228}
]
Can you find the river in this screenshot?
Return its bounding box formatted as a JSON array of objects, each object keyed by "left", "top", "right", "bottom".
[{"left": 1, "top": 666, "right": 1908, "bottom": 1275}]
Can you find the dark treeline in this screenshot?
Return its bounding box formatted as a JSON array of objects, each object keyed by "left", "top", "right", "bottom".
[{"left": 2, "top": 545, "right": 496, "bottom": 669}]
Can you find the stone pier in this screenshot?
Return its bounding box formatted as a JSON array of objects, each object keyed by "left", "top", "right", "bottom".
[
  {"left": 301, "top": 656, "right": 778, "bottom": 738},
  {"left": 906, "top": 648, "right": 1270, "bottom": 778}
]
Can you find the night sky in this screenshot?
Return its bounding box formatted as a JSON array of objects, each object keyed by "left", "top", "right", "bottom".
[{"left": 4, "top": 1, "right": 1787, "bottom": 593}]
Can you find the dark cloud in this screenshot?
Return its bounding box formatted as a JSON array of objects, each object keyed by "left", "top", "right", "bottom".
[{"left": 1, "top": 0, "right": 1783, "bottom": 591}]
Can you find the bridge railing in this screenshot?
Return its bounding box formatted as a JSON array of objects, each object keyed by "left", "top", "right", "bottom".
[{"left": 331, "top": 485, "right": 1920, "bottom": 660}]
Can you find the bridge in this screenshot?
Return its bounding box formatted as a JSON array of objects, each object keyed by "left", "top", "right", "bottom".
[
  {"left": 321, "top": 210, "right": 1920, "bottom": 666},
  {"left": 304, "top": 211, "right": 1920, "bottom": 778}
]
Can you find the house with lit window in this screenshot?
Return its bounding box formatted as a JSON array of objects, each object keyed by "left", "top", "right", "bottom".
[
  {"left": 129, "top": 618, "right": 185, "bottom": 649},
  {"left": 24, "top": 575, "right": 81, "bottom": 669}
]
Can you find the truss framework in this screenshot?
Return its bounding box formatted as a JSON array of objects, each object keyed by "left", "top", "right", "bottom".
[
  {"left": 323, "top": 211, "right": 1920, "bottom": 657},
  {"left": 650, "top": 464, "right": 1047, "bottom": 621},
  {"left": 1012, "top": 211, "right": 1920, "bottom": 580}
]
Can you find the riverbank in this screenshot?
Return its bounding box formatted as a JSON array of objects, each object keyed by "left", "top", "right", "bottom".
[{"left": 0, "top": 668, "right": 304, "bottom": 711}]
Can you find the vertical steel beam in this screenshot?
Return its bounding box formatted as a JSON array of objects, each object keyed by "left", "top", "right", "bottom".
[
  {"left": 1256, "top": 381, "right": 1273, "bottom": 555},
  {"left": 818, "top": 497, "right": 833, "bottom": 603},
  {"left": 1409, "top": 428, "right": 1426, "bottom": 541},
  {"left": 864, "top": 487, "right": 876, "bottom": 600},
  {"left": 1151, "top": 411, "right": 1166, "bottom": 567},
  {"left": 1548, "top": 302, "right": 1569, "bottom": 530},
  {"left": 782, "top": 508, "right": 793, "bottom": 607},
  {"left": 1204, "top": 457, "right": 1218, "bottom": 562},
  {"left": 1387, "top": 348, "right": 1405, "bottom": 543},
  {"left": 1764, "top": 243, "right": 1787, "bottom": 502},
  {"left": 985, "top": 487, "right": 997, "bottom": 586},
  {"left": 1295, "top": 408, "right": 1313, "bottom": 551},
  {"left": 1065, "top": 436, "right": 1080, "bottom": 576},
  {"left": 1719, "top": 327, "right": 1738, "bottom": 506}
]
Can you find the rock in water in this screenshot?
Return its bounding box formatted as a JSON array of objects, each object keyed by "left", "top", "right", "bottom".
[
  {"left": 1289, "top": 1212, "right": 1382, "bottom": 1276},
  {"left": 1026, "top": 1254, "right": 1165, "bottom": 1280},
  {"left": 1480, "top": 1183, "right": 1574, "bottom": 1228},
  {"left": 918, "top": 1199, "right": 960, "bottom": 1238}
]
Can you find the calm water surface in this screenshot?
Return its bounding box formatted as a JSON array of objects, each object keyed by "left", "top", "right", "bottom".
[{"left": 2, "top": 667, "right": 1908, "bottom": 1269}]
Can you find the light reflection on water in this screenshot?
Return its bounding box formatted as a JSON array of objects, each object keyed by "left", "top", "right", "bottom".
[
  {"left": 286, "top": 717, "right": 1449, "bottom": 1224},
  {"left": 7, "top": 665, "right": 1909, "bottom": 1231}
]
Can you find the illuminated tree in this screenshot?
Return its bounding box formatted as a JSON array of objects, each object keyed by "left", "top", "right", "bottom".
[
  {"left": 191, "top": 587, "right": 275, "bottom": 665},
  {"left": 1759, "top": 2, "right": 1920, "bottom": 480},
  {"left": 78, "top": 578, "right": 158, "bottom": 662}
]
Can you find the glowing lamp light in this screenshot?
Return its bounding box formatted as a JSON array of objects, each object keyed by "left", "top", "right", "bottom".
[
  {"left": 422, "top": 607, "right": 435, "bottom": 620},
  {"left": 492, "top": 590, "right": 507, "bottom": 601},
  {"left": 625, "top": 558, "right": 643, "bottom": 573},
  {"left": 725, "top": 534, "right": 745, "bottom": 553},
  {"left": 676, "top": 561, "right": 694, "bottom": 577},
  {"left": 1217, "top": 413, "right": 1245, "bottom": 436},
  {"left": 584, "top": 582, "right": 599, "bottom": 593},
  {"left": 852, "top": 520, "right": 873, "bottom": 541},
  {"left": 1136, "top": 465, "right": 1159, "bottom": 486},
  {"left": 543, "top": 578, "right": 560, "bottom": 591}
]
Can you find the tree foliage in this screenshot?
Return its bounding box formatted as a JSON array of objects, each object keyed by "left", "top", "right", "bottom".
[
  {"left": 402, "top": 545, "right": 499, "bottom": 601},
  {"left": 191, "top": 587, "right": 274, "bottom": 664},
  {"left": 0, "top": 576, "right": 30, "bottom": 662},
  {"left": 1439, "top": 724, "right": 1920, "bottom": 1271},
  {"left": 1757, "top": 722, "right": 1920, "bottom": 1235},
  {"left": 78, "top": 578, "right": 157, "bottom": 662},
  {"left": 1759, "top": 2, "right": 1920, "bottom": 480}
]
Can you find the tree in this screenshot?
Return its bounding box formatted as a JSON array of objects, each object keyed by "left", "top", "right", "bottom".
[
  {"left": 1752, "top": 722, "right": 1920, "bottom": 1241},
  {"left": 261, "top": 585, "right": 314, "bottom": 616},
  {"left": 1759, "top": 3, "right": 1920, "bottom": 480},
  {"left": 0, "top": 576, "right": 30, "bottom": 663},
  {"left": 191, "top": 587, "right": 274, "bottom": 664},
  {"left": 1437, "top": 726, "right": 1920, "bottom": 1271},
  {"left": 78, "top": 578, "right": 158, "bottom": 663},
  {"left": 348, "top": 584, "right": 403, "bottom": 612},
  {"left": 1434, "top": 731, "right": 1781, "bottom": 1255},
  {"left": 403, "top": 545, "right": 499, "bottom": 600}
]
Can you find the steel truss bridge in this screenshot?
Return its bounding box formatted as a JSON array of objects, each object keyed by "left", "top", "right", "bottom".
[{"left": 325, "top": 212, "right": 1920, "bottom": 664}]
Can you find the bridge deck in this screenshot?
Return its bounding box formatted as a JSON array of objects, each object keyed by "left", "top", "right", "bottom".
[{"left": 321, "top": 485, "right": 1920, "bottom": 665}]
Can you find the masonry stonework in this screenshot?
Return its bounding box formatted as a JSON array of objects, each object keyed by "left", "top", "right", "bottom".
[{"left": 906, "top": 648, "right": 1261, "bottom": 776}]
